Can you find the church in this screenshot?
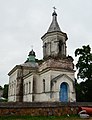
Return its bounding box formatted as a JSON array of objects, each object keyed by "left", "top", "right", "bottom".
[{"left": 8, "top": 9, "right": 76, "bottom": 102}]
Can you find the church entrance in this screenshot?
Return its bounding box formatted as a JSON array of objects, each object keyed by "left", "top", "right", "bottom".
[{"left": 59, "top": 82, "right": 68, "bottom": 102}]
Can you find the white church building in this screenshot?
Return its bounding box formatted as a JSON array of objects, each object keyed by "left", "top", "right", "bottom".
[{"left": 8, "top": 10, "right": 76, "bottom": 102}]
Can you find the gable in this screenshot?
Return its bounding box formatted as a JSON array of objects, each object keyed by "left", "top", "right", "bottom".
[{"left": 51, "top": 74, "right": 74, "bottom": 83}]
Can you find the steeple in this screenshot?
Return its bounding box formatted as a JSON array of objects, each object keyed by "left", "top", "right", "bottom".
[
  {"left": 41, "top": 9, "right": 68, "bottom": 60},
  {"left": 47, "top": 8, "right": 61, "bottom": 33}
]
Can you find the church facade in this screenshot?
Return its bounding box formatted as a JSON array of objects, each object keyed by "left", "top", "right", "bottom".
[{"left": 8, "top": 10, "right": 76, "bottom": 102}]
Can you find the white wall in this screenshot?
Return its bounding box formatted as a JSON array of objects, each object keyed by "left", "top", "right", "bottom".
[
  {"left": 8, "top": 70, "right": 18, "bottom": 102},
  {"left": 23, "top": 74, "right": 33, "bottom": 102},
  {"left": 8, "top": 66, "right": 76, "bottom": 102}
]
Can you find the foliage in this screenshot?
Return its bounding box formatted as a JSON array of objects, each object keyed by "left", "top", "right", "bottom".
[
  {"left": 76, "top": 80, "right": 92, "bottom": 102},
  {"left": 75, "top": 45, "right": 92, "bottom": 81},
  {"left": 0, "top": 98, "right": 7, "bottom": 102},
  {"left": 75, "top": 45, "right": 92, "bottom": 102},
  {"left": 0, "top": 86, "right": 3, "bottom": 90},
  {"left": 3, "top": 84, "right": 9, "bottom": 99}
]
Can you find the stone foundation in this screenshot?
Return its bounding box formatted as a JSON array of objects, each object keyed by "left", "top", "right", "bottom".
[{"left": 0, "top": 102, "right": 92, "bottom": 116}]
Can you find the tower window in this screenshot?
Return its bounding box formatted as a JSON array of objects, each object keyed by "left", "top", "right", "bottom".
[
  {"left": 43, "top": 43, "right": 47, "bottom": 57},
  {"left": 44, "top": 43, "right": 46, "bottom": 48},
  {"left": 43, "top": 79, "right": 45, "bottom": 92},
  {"left": 58, "top": 41, "right": 63, "bottom": 55}
]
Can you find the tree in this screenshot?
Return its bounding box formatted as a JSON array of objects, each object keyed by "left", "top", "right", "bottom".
[
  {"left": 0, "top": 85, "right": 3, "bottom": 90},
  {"left": 3, "top": 84, "right": 9, "bottom": 99},
  {"left": 75, "top": 45, "right": 92, "bottom": 102},
  {"left": 0, "top": 86, "right": 3, "bottom": 98},
  {"left": 75, "top": 45, "right": 92, "bottom": 81}
]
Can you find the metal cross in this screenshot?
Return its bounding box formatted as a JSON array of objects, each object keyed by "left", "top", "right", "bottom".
[{"left": 53, "top": 6, "right": 56, "bottom": 11}]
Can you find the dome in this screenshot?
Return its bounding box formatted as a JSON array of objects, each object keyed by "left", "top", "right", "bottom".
[{"left": 28, "top": 49, "right": 35, "bottom": 56}]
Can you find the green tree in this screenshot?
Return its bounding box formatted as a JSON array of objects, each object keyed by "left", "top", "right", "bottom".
[
  {"left": 75, "top": 83, "right": 82, "bottom": 102},
  {"left": 0, "top": 85, "right": 3, "bottom": 90},
  {"left": 75, "top": 45, "right": 92, "bottom": 81},
  {"left": 3, "top": 84, "right": 9, "bottom": 99},
  {"left": 75, "top": 45, "right": 92, "bottom": 102}
]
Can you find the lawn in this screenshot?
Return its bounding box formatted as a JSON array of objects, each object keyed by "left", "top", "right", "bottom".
[{"left": 0, "top": 115, "right": 92, "bottom": 120}]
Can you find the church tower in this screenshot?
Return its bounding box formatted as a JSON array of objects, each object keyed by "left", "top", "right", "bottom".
[
  {"left": 40, "top": 9, "right": 76, "bottom": 102},
  {"left": 41, "top": 9, "right": 67, "bottom": 59}
]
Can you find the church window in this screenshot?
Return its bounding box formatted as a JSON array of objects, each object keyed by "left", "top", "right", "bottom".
[
  {"left": 23, "top": 84, "right": 25, "bottom": 95},
  {"left": 32, "top": 79, "right": 35, "bottom": 101},
  {"left": 9, "top": 84, "right": 11, "bottom": 96},
  {"left": 43, "top": 43, "right": 47, "bottom": 56},
  {"left": 58, "top": 41, "right": 63, "bottom": 55},
  {"left": 26, "top": 83, "right": 28, "bottom": 94},
  {"left": 11, "top": 83, "right": 13, "bottom": 95},
  {"left": 14, "top": 83, "right": 16, "bottom": 95},
  {"left": 13, "top": 83, "right": 14, "bottom": 95},
  {"left": 43, "top": 79, "right": 45, "bottom": 92},
  {"left": 29, "top": 82, "right": 31, "bottom": 93},
  {"left": 44, "top": 43, "right": 46, "bottom": 47}
]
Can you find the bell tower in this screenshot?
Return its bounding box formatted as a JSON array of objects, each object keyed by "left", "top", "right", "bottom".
[{"left": 41, "top": 8, "right": 68, "bottom": 59}]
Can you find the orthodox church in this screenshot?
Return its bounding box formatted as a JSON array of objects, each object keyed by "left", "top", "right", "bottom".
[{"left": 8, "top": 9, "right": 76, "bottom": 102}]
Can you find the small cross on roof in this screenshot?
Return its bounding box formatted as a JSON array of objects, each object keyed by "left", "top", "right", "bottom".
[{"left": 53, "top": 6, "right": 56, "bottom": 11}]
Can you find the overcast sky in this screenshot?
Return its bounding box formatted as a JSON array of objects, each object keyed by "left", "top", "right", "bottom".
[{"left": 0, "top": 0, "right": 92, "bottom": 87}]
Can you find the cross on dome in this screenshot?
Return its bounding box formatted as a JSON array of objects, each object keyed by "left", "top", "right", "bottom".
[
  {"left": 46, "top": 7, "right": 61, "bottom": 33},
  {"left": 53, "top": 6, "right": 56, "bottom": 11}
]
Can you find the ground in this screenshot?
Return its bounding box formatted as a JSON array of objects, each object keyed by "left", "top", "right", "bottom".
[{"left": 0, "top": 115, "right": 92, "bottom": 120}]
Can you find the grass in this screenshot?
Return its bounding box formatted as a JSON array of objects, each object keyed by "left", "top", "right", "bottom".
[{"left": 0, "top": 115, "right": 91, "bottom": 120}]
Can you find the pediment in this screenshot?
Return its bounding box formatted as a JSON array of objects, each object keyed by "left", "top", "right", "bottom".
[{"left": 51, "top": 74, "right": 73, "bottom": 83}]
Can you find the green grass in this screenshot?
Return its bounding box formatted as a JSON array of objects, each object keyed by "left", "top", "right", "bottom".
[{"left": 0, "top": 115, "right": 85, "bottom": 120}]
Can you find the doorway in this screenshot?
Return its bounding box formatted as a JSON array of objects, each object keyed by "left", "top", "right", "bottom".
[{"left": 59, "top": 82, "right": 68, "bottom": 102}]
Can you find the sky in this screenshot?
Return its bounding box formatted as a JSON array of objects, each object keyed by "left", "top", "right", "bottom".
[{"left": 0, "top": 0, "right": 92, "bottom": 87}]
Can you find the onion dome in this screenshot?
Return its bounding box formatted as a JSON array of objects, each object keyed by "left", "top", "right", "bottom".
[{"left": 28, "top": 49, "right": 36, "bottom": 57}]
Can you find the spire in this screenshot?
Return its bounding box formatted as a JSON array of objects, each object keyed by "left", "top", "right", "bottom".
[{"left": 47, "top": 7, "right": 61, "bottom": 33}]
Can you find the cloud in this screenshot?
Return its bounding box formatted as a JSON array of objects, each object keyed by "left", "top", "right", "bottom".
[{"left": 0, "top": 0, "right": 92, "bottom": 86}]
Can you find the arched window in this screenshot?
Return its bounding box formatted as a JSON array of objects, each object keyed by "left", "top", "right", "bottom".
[
  {"left": 12, "top": 83, "right": 13, "bottom": 95},
  {"left": 58, "top": 40, "right": 63, "bottom": 55},
  {"left": 23, "top": 84, "right": 25, "bottom": 95},
  {"left": 43, "top": 79, "right": 45, "bottom": 92},
  {"left": 26, "top": 83, "right": 28, "bottom": 94},
  {"left": 14, "top": 81, "right": 16, "bottom": 95},
  {"left": 29, "top": 82, "right": 31, "bottom": 93},
  {"left": 43, "top": 43, "right": 47, "bottom": 57}
]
